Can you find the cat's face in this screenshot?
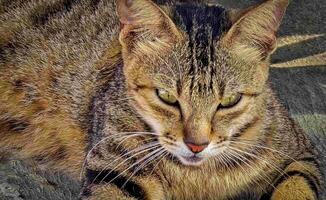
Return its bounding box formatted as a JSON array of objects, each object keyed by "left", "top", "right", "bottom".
[
  {"left": 117, "top": 0, "right": 288, "bottom": 166},
  {"left": 124, "top": 41, "right": 271, "bottom": 166}
]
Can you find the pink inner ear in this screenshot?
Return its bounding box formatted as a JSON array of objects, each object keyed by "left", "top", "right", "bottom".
[
  {"left": 274, "top": 7, "right": 284, "bottom": 25},
  {"left": 273, "top": 1, "right": 289, "bottom": 27},
  {"left": 117, "top": 0, "right": 134, "bottom": 25}
]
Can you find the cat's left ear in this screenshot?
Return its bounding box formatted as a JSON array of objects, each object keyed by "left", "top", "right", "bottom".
[
  {"left": 222, "top": 0, "right": 289, "bottom": 60},
  {"left": 117, "top": 0, "right": 181, "bottom": 59}
]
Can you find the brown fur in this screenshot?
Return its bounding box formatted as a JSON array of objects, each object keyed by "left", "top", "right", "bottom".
[{"left": 0, "top": 0, "right": 323, "bottom": 199}]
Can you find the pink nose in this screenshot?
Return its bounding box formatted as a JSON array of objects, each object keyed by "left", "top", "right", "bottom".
[{"left": 185, "top": 142, "right": 208, "bottom": 153}]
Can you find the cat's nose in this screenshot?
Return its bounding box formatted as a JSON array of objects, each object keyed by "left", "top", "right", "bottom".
[{"left": 184, "top": 141, "right": 209, "bottom": 153}]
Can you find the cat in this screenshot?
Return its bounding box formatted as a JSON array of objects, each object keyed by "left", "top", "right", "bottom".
[{"left": 0, "top": 0, "right": 323, "bottom": 199}]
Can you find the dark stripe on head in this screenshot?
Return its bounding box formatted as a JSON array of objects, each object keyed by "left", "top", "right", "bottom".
[
  {"left": 172, "top": 4, "right": 231, "bottom": 93},
  {"left": 218, "top": 81, "right": 226, "bottom": 97},
  {"left": 174, "top": 4, "right": 229, "bottom": 39},
  {"left": 86, "top": 169, "right": 146, "bottom": 199},
  {"left": 174, "top": 4, "right": 230, "bottom": 64}
]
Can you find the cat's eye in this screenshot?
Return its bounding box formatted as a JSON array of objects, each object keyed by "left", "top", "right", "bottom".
[
  {"left": 220, "top": 93, "right": 242, "bottom": 108},
  {"left": 156, "top": 89, "right": 178, "bottom": 105}
]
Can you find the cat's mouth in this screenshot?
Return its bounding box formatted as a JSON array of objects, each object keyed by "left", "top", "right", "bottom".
[
  {"left": 159, "top": 138, "right": 210, "bottom": 166},
  {"left": 179, "top": 155, "right": 205, "bottom": 166}
]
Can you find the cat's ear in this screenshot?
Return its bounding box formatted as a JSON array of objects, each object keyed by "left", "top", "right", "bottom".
[
  {"left": 117, "top": 0, "right": 181, "bottom": 58},
  {"left": 222, "top": 0, "right": 289, "bottom": 61}
]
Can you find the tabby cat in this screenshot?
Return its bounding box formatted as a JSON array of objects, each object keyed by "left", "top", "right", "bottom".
[{"left": 0, "top": 0, "right": 323, "bottom": 199}]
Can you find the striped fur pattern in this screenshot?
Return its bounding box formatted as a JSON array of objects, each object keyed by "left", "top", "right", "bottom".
[{"left": 0, "top": 0, "right": 323, "bottom": 199}]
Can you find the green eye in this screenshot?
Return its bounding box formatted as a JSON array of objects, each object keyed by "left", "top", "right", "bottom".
[
  {"left": 156, "top": 89, "right": 178, "bottom": 105},
  {"left": 220, "top": 93, "right": 242, "bottom": 108}
]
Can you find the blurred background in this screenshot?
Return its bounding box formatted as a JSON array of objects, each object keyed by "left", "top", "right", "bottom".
[{"left": 0, "top": 0, "right": 325, "bottom": 199}]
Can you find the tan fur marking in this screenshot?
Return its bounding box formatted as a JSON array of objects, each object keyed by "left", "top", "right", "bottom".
[{"left": 271, "top": 176, "right": 316, "bottom": 200}]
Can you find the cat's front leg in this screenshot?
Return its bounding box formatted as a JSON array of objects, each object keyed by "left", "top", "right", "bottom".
[
  {"left": 80, "top": 181, "right": 137, "bottom": 200},
  {"left": 269, "top": 161, "right": 321, "bottom": 200},
  {"left": 79, "top": 144, "right": 165, "bottom": 200},
  {"left": 270, "top": 175, "right": 316, "bottom": 200},
  {"left": 80, "top": 168, "right": 165, "bottom": 200}
]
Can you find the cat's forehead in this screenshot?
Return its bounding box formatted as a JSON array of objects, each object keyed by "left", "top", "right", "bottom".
[
  {"left": 147, "top": 4, "right": 251, "bottom": 97},
  {"left": 169, "top": 4, "right": 234, "bottom": 94},
  {"left": 152, "top": 44, "right": 240, "bottom": 100}
]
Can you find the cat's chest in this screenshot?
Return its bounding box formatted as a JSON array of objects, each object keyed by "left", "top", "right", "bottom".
[
  {"left": 164, "top": 171, "right": 241, "bottom": 200},
  {"left": 158, "top": 161, "right": 265, "bottom": 200}
]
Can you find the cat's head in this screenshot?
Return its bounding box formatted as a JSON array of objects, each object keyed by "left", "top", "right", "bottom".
[{"left": 116, "top": 0, "right": 289, "bottom": 166}]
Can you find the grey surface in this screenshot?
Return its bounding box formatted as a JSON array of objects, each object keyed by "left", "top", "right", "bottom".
[
  {"left": 0, "top": 159, "right": 80, "bottom": 200},
  {"left": 0, "top": 0, "right": 325, "bottom": 199}
]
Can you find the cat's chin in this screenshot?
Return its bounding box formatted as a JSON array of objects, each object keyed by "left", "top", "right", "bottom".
[{"left": 178, "top": 155, "right": 205, "bottom": 167}]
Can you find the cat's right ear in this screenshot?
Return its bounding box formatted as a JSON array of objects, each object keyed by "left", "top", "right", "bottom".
[{"left": 116, "top": 0, "right": 181, "bottom": 59}]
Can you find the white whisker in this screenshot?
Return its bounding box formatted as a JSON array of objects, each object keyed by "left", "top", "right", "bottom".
[
  {"left": 122, "top": 148, "right": 167, "bottom": 188},
  {"left": 227, "top": 148, "right": 281, "bottom": 196},
  {"left": 105, "top": 147, "right": 164, "bottom": 186},
  {"left": 91, "top": 142, "right": 160, "bottom": 185},
  {"left": 80, "top": 131, "right": 157, "bottom": 180},
  {"left": 229, "top": 140, "right": 311, "bottom": 172},
  {"left": 225, "top": 150, "right": 266, "bottom": 193},
  {"left": 228, "top": 146, "right": 288, "bottom": 179}
]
